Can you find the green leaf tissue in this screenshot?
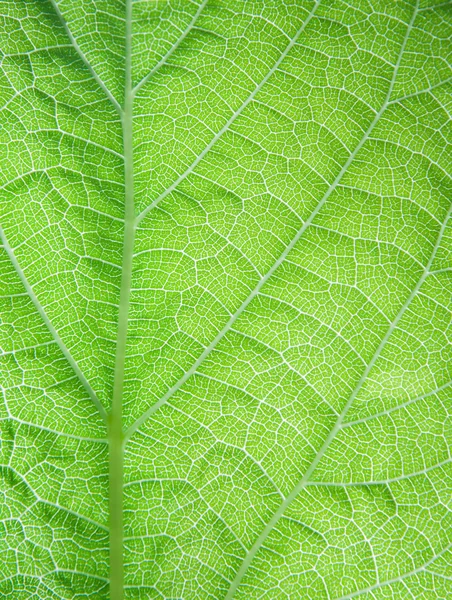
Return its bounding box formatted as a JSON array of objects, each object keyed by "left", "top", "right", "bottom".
[{"left": 0, "top": 0, "right": 451, "bottom": 598}]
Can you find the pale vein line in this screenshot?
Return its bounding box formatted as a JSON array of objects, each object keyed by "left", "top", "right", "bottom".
[
  {"left": 281, "top": 515, "right": 328, "bottom": 544},
  {"left": 3, "top": 464, "right": 110, "bottom": 532},
  {"left": 334, "top": 542, "right": 452, "bottom": 600},
  {"left": 135, "top": 0, "right": 322, "bottom": 225},
  {"left": 47, "top": 0, "right": 123, "bottom": 115},
  {"left": 341, "top": 380, "right": 452, "bottom": 427},
  {"left": 35, "top": 499, "right": 108, "bottom": 532},
  {"left": 0, "top": 340, "right": 56, "bottom": 357},
  {"left": 419, "top": 1, "right": 452, "bottom": 11},
  {"left": 196, "top": 369, "right": 339, "bottom": 417},
  {"left": 3, "top": 418, "right": 108, "bottom": 443},
  {"left": 132, "top": 0, "right": 209, "bottom": 96},
  {"left": 45, "top": 130, "right": 124, "bottom": 160},
  {"left": 0, "top": 167, "right": 124, "bottom": 195},
  {"left": 429, "top": 267, "right": 452, "bottom": 276},
  {"left": 0, "top": 226, "right": 108, "bottom": 423},
  {"left": 122, "top": 477, "right": 188, "bottom": 489},
  {"left": 388, "top": 75, "right": 452, "bottom": 105},
  {"left": 46, "top": 570, "right": 109, "bottom": 583},
  {"left": 306, "top": 457, "right": 452, "bottom": 487},
  {"left": 0, "top": 572, "right": 109, "bottom": 585},
  {"left": 425, "top": 571, "right": 452, "bottom": 582},
  {"left": 310, "top": 221, "right": 426, "bottom": 269}
]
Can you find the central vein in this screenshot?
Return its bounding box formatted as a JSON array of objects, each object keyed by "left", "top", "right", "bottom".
[{"left": 109, "top": 1, "right": 135, "bottom": 598}]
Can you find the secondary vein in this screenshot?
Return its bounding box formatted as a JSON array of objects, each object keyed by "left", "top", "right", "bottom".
[
  {"left": 134, "top": 0, "right": 322, "bottom": 225},
  {"left": 125, "top": 0, "right": 419, "bottom": 441},
  {"left": 48, "top": 0, "right": 123, "bottom": 116},
  {"left": 132, "top": 0, "right": 209, "bottom": 96},
  {"left": 0, "top": 225, "right": 107, "bottom": 423}
]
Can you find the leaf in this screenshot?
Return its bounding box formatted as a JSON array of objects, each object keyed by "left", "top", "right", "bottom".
[{"left": 0, "top": 0, "right": 451, "bottom": 598}]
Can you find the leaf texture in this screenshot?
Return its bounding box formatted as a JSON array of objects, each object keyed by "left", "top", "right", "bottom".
[{"left": 0, "top": 0, "right": 451, "bottom": 598}]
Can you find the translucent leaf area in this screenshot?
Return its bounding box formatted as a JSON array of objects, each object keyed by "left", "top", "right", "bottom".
[{"left": 0, "top": 0, "right": 451, "bottom": 598}]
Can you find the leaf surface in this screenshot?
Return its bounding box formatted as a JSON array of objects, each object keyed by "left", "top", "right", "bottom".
[{"left": 0, "top": 0, "right": 451, "bottom": 598}]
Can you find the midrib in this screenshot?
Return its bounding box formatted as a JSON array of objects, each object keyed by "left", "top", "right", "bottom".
[{"left": 108, "top": 1, "right": 134, "bottom": 598}]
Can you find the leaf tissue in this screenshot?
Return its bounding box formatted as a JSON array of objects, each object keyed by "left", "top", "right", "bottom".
[{"left": 1, "top": 0, "right": 451, "bottom": 598}]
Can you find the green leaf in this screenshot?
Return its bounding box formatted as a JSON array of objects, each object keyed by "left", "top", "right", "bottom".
[{"left": 1, "top": 0, "right": 451, "bottom": 598}]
